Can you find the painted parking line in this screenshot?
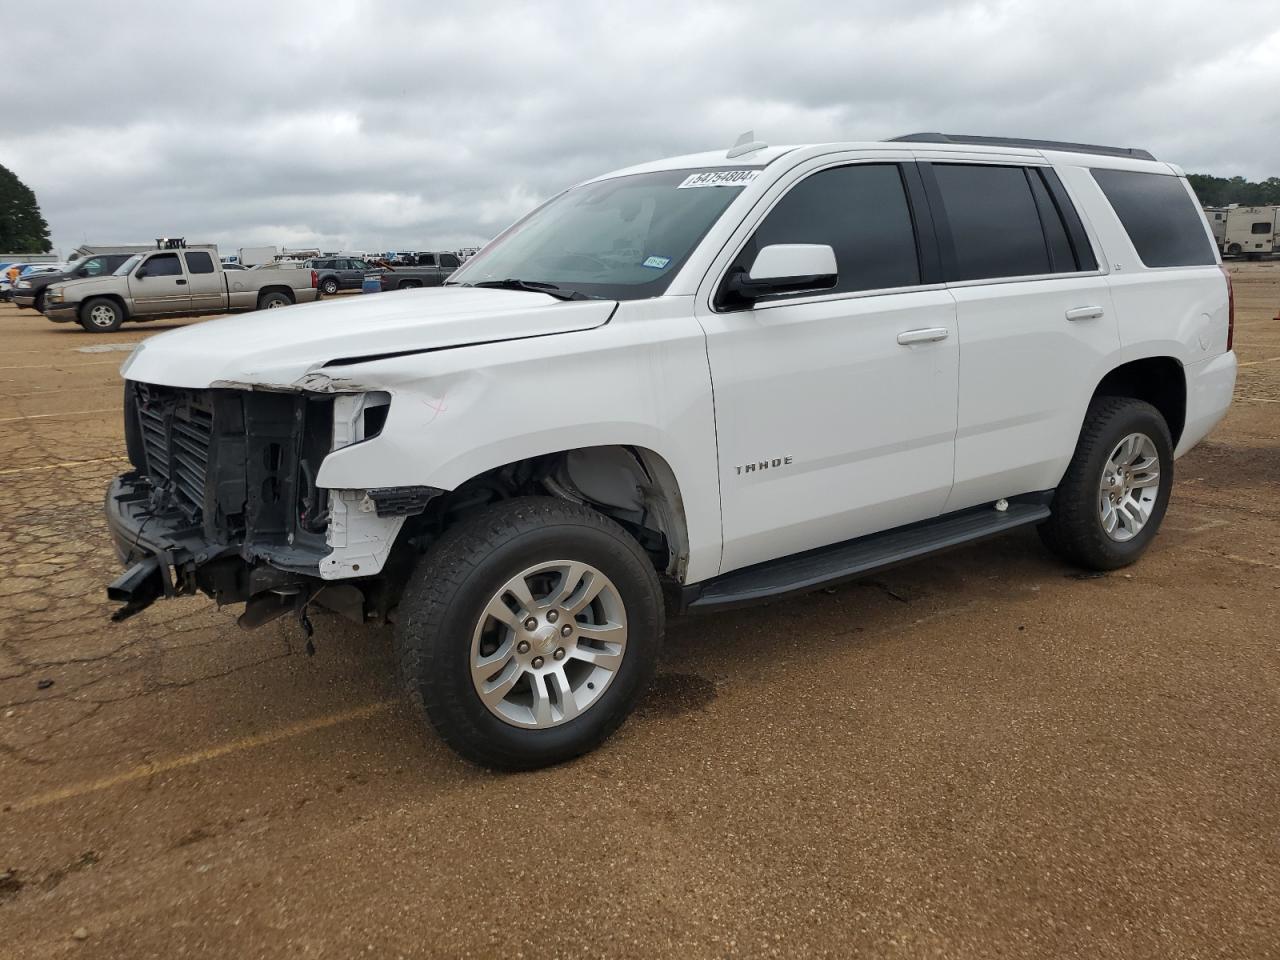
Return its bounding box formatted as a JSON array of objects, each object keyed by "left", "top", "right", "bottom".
[
  {"left": 0, "top": 409, "right": 112, "bottom": 424},
  {"left": 7, "top": 699, "right": 396, "bottom": 814},
  {"left": 1237, "top": 355, "right": 1280, "bottom": 367},
  {"left": 0, "top": 360, "right": 121, "bottom": 371},
  {"left": 0, "top": 456, "right": 128, "bottom": 476}
]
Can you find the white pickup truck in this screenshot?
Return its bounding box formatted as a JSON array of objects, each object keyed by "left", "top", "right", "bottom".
[
  {"left": 43, "top": 244, "right": 319, "bottom": 332},
  {"left": 104, "top": 134, "right": 1235, "bottom": 769}
]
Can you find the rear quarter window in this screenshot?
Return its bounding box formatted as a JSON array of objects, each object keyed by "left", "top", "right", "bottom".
[{"left": 1090, "top": 169, "right": 1216, "bottom": 267}]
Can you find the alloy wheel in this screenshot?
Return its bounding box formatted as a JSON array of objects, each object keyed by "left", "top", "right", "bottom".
[
  {"left": 470, "top": 560, "right": 628, "bottom": 729},
  {"left": 1098, "top": 432, "right": 1161, "bottom": 542}
]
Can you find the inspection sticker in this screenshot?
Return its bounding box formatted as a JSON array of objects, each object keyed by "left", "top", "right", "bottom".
[
  {"left": 642, "top": 255, "right": 671, "bottom": 269},
  {"left": 677, "top": 170, "right": 760, "bottom": 189}
]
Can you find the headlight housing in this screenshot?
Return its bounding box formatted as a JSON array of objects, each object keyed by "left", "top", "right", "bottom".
[
  {"left": 46, "top": 289, "right": 64, "bottom": 304},
  {"left": 16, "top": 280, "right": 31, "bottom": 289}
]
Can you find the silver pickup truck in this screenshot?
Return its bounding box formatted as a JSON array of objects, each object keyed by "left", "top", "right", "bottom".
[{"left": 43, "top": 245, "right": 320, "bottom": 332}]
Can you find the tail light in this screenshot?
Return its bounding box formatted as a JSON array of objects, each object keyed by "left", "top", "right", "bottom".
[
  {"left": 1220, "top": 264, "right": 1234, "bottom": 351},
  {"left": 310, "top": 269, "right": 318, "bottom": 289}
]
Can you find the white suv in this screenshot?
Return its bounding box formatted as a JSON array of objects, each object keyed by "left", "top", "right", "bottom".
[{"left": 106, "top": 133, "right": 1236, "bottom": 769}]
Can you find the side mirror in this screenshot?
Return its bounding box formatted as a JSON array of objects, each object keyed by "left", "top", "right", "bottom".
[
  {"left": 135, "top": 268, "right": 147, "bottom": 280},
  {"left": 725, "top": 244, "right": 838, "bottom": 303},
  {"left": 75, "top": 268, "right": 89, "bottom": 278}
]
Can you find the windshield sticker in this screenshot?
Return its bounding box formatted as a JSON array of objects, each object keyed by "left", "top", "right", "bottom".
[
  {"left": 642, "top": 255, "right": 671, "bottom": 269},
  {"left": 677, "top": 170, "right": 760, "bottom": 189}
]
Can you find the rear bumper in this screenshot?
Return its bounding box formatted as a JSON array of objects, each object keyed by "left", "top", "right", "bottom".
[{"left": 1175, "top": 350, "right": 1237, "bottom": 458}]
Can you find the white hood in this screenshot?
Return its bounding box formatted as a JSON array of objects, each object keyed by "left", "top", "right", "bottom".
[{"left": 122, "top": 287, "right": 616, "bottom": 389}]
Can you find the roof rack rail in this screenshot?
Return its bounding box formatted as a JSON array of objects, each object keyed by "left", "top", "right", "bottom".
[{"left": 888, "top": 133, "right": 1156, "bottom": 162}]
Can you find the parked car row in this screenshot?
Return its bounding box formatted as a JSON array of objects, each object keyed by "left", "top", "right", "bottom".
[
  {"left": 2, "top": 261, "right": 66, "bottom": 302},
  {"left": 7, "top": 240, "right": 469, "bottom": 332},
  {"left": 24, "top": 241, "right": 320, "bottom": 332},
  {"left": 303, "top": 252, "right": 461, "bottom": 294}
]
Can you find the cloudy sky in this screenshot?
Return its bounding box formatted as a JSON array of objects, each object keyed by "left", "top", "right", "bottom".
[{"left": 5, "top": 0, "right": 1279, "bottom": 257}]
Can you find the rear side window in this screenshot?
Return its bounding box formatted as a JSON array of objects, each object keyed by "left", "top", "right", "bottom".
[
  {"left": 930, "top": 164, "right": 1051, "bottom": 281},
  {"left": 1251, "top": 222, "right": 1272, "bottom": 235},
  {"left": 440, "top": 253, "right": 460, "bottom": 268},
  {"left": 1090, "top": 169, "right": 1216, "bottom": 267},
  {"left": 726, "top": 163, "right": 919, "bottom": 303},
  {"left": 184, "top": 251, "right": 215, "bottom": 274}
]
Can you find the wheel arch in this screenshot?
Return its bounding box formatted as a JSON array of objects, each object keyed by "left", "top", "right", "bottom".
[
  {"left": 419, "top": 444, "right": 693, "bottom": 582},
  {"left": 79, "top": 294, "right": 129, "bottom": 322},
  {"left": 1092, "top": 355, "right": 1186, "bottom": 447},
  {"left": 256, "top": 285, "right": 296, "bottom": 306}
]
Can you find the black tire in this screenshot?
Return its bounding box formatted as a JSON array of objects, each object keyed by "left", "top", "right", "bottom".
[
  {"left": 320, "top": 277, "right": 340, "bottom": 295},
  {"left": 79, "top": 297, "right": 124, "bottom": 333},
  {"left": 34, "top": 290, "right": 46, "bottom": 313},
  {"left": 1039, "top": 396, "right": 1174, "bottom": 570},
  {"left": 1227, "top": 243, "right": 1242, "bottom": 256},
  {"left": 398, "top": 279, "right": 422, "bottom": 290},
  {"left": 258, "top": 291, "right": 292, "bottom": 310},
  {"left": 395, "top": 497, "right": 663, "bottom": 770}
]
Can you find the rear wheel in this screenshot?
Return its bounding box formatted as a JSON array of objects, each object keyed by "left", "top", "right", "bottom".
[
  {"left": 398, "top": 279, "right": 422, "bottom": 289},
  {"left": 79, "top": 298, "right": 124, "bottom": 333},
  {"left": 1039, "top": 397, "right": 1174, "bottom": 570},
  {"left": 258, "top": 292, "right": 291, "bottom": 310},
  {"left": 320, "top": 277, "right": 340, "bottom": 295},
  {"left": 395, "top": 497, "right": 663, "bottom": 770},
  {"left": 1227, "top": 243, "right": 1243, "bottom": 256}
]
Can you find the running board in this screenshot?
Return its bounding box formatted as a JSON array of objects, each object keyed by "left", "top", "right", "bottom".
[{"left": 683, "top": 500, "right": 1051, "bottom": 613}]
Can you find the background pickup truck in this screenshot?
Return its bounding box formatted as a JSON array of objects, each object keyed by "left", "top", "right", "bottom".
[
  {"left": 43, "top": 246, "right": 320, "bottom": 332},
  {"left": 377, "top": 251, "right": 461, "bottom": 290},
  {"left": 303, "top": 257, "right": 384, "bottom": 295}
]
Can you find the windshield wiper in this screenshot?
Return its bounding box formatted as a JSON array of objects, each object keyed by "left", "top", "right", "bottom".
[{"left": 463, "top": 278, "right": 592, "bottom": 301}]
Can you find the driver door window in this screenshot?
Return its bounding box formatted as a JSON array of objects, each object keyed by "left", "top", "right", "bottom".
[{"left": 719, "top": 164, "right": 921, "bottom": 309}]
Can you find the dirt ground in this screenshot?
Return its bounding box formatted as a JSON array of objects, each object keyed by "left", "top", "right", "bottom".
[{"left": 0, "top": 269, "right": 1277, "bottom": 960}]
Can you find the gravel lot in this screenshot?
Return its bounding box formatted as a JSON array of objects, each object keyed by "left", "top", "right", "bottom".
[{"left": 1, "top": 268, "right": 1277, "bottom": 959}]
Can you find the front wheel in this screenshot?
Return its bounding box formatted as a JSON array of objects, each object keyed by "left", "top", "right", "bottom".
[
  {"left": 1039, "top": 397, "right": 1174, "bottom": 570},
  {"left": 79, "top": 297, "right": 125, "bottom": 333},
  {"left": 395, "top": 497, "right": 663, "bottom": 770}
]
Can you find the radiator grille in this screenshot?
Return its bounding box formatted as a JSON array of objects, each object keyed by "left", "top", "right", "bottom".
[{"left": 135, "top": 386, "right": 214, "bottom": 519}]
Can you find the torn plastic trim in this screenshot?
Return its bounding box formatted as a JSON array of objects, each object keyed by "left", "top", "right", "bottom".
[{"left": 366, "top": 485, "right": 443, "bottom": 517}]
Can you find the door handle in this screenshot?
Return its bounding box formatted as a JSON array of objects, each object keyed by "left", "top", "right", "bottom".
[
  {"left": 1065, "top": 305, "right": 1103, "bottom": 321},
  {"left": 897, "top": 327, "right": 950, "bottom": 345},
  {"left": 175, "top": 279, "right": 187, "bottom": 285}
]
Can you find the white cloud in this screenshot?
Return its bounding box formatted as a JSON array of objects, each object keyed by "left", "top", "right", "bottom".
[{"left": 4, "top": 0, "right": 1277, "bottom": 257}]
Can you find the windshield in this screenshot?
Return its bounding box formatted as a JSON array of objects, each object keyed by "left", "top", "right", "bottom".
[
  {"left": 113, "top": 255, "right": 142, "bottom": 277},
  {"left": 448, "top": 168, "right": 758, "bottom": 300}
]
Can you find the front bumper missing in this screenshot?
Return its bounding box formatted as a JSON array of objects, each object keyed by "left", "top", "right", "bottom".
[{"left": 104, "top": 472, "right": 316, "bottom": 621}]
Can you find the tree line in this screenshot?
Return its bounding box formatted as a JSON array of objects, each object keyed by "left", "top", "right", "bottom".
[{"left": 1187, "top": 174, "right": 1280, "bottom": 208}]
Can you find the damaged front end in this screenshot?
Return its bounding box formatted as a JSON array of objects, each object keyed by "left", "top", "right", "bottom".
[{"left": 104, "top": 381, "right": 427, "bottom": 628}]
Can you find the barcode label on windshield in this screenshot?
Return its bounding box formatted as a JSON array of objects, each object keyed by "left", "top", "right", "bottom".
[{"left": 677, "top": 170, "right": 760, "bottom": 189}]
